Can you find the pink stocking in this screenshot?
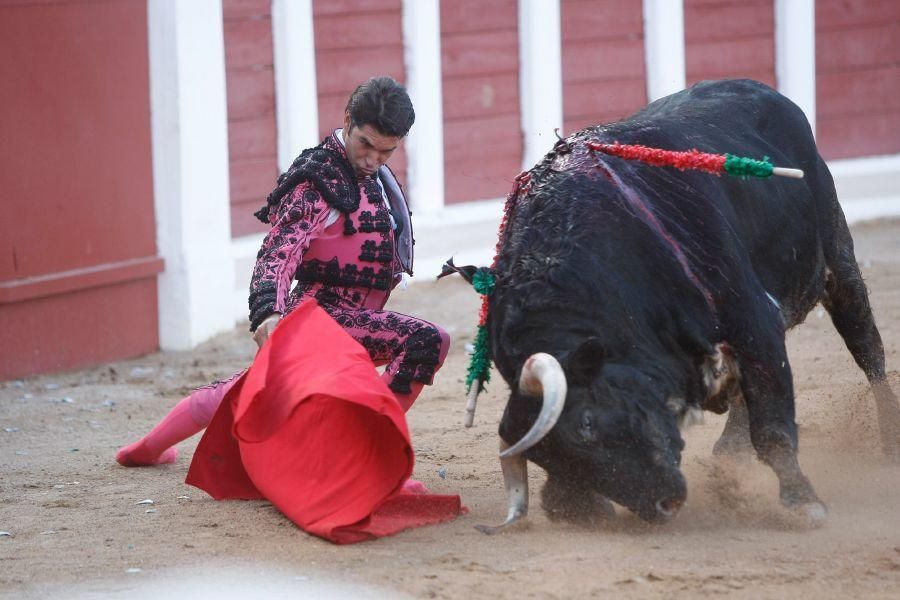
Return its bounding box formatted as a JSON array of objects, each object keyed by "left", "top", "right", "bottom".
[
  {"left": 115, "top": 396, "right": 200, "bottom": 466},
  {"left": 116, "top": 373, "right": 241, "bottom": 467}
]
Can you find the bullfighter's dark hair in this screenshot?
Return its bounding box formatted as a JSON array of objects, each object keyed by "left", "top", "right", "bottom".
[{"left": 345, "top": 76, "right": 415, "bottom": 138}]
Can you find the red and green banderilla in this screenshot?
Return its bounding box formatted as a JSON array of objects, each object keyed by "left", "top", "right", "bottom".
[{"left": 586, "top": 142, "right": 805, "bottom": 179}]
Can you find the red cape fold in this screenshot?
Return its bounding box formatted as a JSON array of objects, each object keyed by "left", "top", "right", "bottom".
[{"left": 185, "top": 299, "right": 462, "bottom": 544}]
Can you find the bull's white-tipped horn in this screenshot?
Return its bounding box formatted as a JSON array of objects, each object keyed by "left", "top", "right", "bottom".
[
  {"left": 464, "top": 379, "right": 480, "bottom": 427},
  {"left": 500, "top": 353, "right": 567, "bottom": 459},
  {"left": 475, "top": 440, "right": 529, "bottom": 534}
]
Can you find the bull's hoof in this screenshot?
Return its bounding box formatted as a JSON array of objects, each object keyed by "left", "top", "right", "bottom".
[
  {"left": 780, "top": 481, "right": 828, "bottom": 528},
  {"left": 791, "top": 501, "right": 828, "bottom": 527}
]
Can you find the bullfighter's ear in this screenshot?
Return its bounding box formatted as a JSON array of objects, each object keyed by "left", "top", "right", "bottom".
[{"left": 566, "top": 337, "right": 605, "bottom": 384}]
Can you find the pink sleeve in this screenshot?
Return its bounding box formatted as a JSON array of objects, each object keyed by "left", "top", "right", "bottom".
[{"left": 248, "top": 182, "right": 332, "bottom": 331}]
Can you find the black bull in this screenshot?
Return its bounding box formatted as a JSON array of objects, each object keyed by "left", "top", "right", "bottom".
[{"left": 471, "top": 79, "right": 899, "bottom": 532}]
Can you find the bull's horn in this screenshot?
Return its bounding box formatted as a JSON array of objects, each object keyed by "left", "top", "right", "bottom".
[
  {"left": 474, "top": 439, "right": 529, "bottom": 534},
  {"left": 464, "top": 379, "right": 480, "bottom": 427},
  {"left": 500, "top": 353, "right": 567, "bottom": 459}
]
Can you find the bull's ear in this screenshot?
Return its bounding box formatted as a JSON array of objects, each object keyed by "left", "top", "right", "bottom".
[{"left": 566, "top": 337, "right": 605, "bottom": 384}]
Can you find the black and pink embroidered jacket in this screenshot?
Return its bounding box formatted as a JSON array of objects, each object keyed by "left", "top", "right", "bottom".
[{"left": 247, "top": 132, "right": 414, "bottom": 331}]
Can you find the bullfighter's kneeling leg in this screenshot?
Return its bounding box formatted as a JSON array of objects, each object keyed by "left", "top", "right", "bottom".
[
  {"left": 325, "top": 305, "right": 451, "bottom": 412},
  {"left": 116, "top": 371, "right": 243, "bottom": 467},
  {"left": 383, "top": 324, "right": 451, "bottom": 412}
]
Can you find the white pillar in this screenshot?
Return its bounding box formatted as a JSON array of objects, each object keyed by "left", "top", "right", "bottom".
[
  {"left": 148, "top": 0, "right": 235, "bottom": 350},
  {"left": 518, "top": 0, "right": 563, "bottom": 171},
  {"left": 775, "top": 0, "right": 816, "bottom": 134},
  {"left": 272, "top": 0, "right": 320, "bottom": 171},
  {"left": 643, "top": 0, "right": 686, "bottom": 101},
  {"left": 402, "top": 0, "right": 445, "bottom": 215}
]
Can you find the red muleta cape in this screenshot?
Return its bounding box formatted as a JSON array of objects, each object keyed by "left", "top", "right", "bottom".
[{"left": 185, "top": 299, "right": 462, "bottom": 544}]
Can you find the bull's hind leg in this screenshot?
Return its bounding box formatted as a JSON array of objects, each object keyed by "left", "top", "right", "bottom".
[{"left": 822, "top": 241, "right": 900, "bottom": 459}]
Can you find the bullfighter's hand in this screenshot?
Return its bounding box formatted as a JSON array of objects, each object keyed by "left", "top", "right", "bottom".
[{"left": 253, "top": 313, "right": 282, "bottom": 349}]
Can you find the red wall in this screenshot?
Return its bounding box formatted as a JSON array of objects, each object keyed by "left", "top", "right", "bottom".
[
  {"left": 561, "top": 0, "right": 647, "bottom": 134},
  {"left": 441, "top": 0, "right": 522, "bottom": 204},
  {"left": 816, "top": 0, "right": 900, "bottom": 160},
  {"left": 0, "top": 0, "right": 161, "bottom": 379},
  {"left": 313, "top": 0, "right": 408, "bottom": 185},
  {"left": 685, "top": 0, "right": 775, "bottom": 87},
  {"left": 223, "top": 0, "right": 278, "bottom": 238}
]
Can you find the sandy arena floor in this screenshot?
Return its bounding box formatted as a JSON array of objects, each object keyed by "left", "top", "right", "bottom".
[{"left": 1, "top": 220, "right": 899, "bottom": 599}]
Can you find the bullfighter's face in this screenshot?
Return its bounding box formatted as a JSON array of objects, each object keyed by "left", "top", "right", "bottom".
[
  {"left": 549, "top": 341, "right": 688, "bottom": 522},
  {"left": 342, "top": 112, "right": 401, "bottom": 179}
]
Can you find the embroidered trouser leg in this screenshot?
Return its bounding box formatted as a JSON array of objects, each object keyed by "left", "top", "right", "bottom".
[{"left": 321, "top": 306, "right": 451, "bottom": 410}]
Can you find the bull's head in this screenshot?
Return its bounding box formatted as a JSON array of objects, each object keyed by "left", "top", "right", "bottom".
[{"left": 481, "top": 338, "right": 688, "bottom": 534}]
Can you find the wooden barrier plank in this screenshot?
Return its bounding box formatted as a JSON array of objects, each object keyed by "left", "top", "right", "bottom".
[
  {"left": 224, "top": 17, "right": 274, "bottom": 68},
  {"left": 817, "top": 24, "right": 899, "bottom": 72},
  {"left": 562, "top": 0, "right": 644, "bottom": 42},
  {"left": 441, "top": 0, "right": 517, "bottom": 34},
  {"left": 563, "top": 38, "right": 647, "bottom": 82},
  {"left": 442, "top": 73, "right": 519, "bottom": 121},
  {"left": 228, "top": 114, "right": 277, "bottom": 161},
  {"left": 441, "top": 30, "right": 520, "bottom": 79},
  {"left": 818, "top": 111, "right": 900, "bottom": 159},
  {"left": 225, "top": 67, "right": 275, "bottom": 121},
  {"left": 314, "top": 11, "right": 401, "bottom": 51}
]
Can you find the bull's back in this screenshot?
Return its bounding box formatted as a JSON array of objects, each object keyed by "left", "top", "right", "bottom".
[
  {"left": 600, "top": 79, "right": 834, "bottom": 317},
  {"left": 627, "top": 79, "right": 813, "bottom": 152}
]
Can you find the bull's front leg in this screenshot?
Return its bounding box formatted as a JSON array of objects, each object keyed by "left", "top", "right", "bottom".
[{"left": 728, "top": 306, "right": 827, "bottom": 525}]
